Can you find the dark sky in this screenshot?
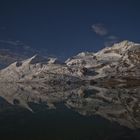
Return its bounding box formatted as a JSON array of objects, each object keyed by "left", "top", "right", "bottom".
[{"left": 0, "top": 0, "right": 140, "bottom": 59}]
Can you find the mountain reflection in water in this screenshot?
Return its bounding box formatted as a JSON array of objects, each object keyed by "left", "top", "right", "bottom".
[{"left": 0, "top": 83, "right": 140, "bottom": 140}]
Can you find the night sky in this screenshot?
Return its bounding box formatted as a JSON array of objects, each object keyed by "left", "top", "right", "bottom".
[{"left": 0, "top": 0, "right": 140, "bottom": 59}]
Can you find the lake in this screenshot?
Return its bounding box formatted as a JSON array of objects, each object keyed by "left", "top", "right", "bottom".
[{"left": 0, "top": 83, "right": 140, "bottom": 140}]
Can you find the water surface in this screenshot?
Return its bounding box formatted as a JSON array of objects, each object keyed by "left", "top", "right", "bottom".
[{"left": 0, "top": 83, "right": 140, "bottom": 140}]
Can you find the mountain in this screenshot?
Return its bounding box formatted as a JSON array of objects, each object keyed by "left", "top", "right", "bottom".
[
  {"left": 66, "top": 40, "right": 140, "bottom": 81},
  {"left": 0, "top": 40, "right": 140, "bottom": 83},
  {"left": 0, "top": 54, "right": 84, "bottom": 84}
]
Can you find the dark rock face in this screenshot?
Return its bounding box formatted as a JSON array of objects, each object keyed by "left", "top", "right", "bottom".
[{"left": 16, "top": 61, "right": 22, "bottom": 67}]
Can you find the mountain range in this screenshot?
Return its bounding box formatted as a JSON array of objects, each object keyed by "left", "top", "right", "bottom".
[{"left": 0, "top": 40, "right": 140, "bottom": 84}]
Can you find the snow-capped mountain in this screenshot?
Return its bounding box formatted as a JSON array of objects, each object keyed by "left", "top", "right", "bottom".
[
  {"left": 0, "top": 40, "right": 140, "bottom": 83},
  {"left": 66, "top": 40, "right": 140, "bottom": 80},
  {"left": 0, "top": 54, "right": 85, "bottom": 83}
]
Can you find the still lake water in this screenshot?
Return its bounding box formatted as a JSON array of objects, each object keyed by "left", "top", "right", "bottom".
[{"left": 0, "top": 83, "right": 140, "bottom": 140}]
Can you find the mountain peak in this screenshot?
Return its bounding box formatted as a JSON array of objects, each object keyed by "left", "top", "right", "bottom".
[
  {"left": 113, "top": 40, "right": 138, "bottom": 48},
  {"left": 77, "top": 52, "right": 94, "bottom": 57}
]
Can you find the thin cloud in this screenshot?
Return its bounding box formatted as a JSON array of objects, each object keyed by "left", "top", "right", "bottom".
[
  {"left": 0, "top": 40, "right": 18, "bottom": 46},
  {"left": 107, "top": 35, "right": 118, "bottom": 40},
  {"left": 0, "top": 26, "right": 7, "bottom": 30},
  {"left": 104, "top": 35, "right": 119, "bottom": 47},
  {"left": 91, "top": 23, "right": 120, "bottom": 46},
  {"left": 91, "top": 23, "right": 108, "bottom": 36},
  {"left": 0, "top": 40, "right": 35, "bottom": 52}
]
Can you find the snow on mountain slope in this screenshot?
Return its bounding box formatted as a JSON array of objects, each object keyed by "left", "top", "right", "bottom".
[
  {"left": 0, "top": 55, "right": 85, "bottom": 83},
  {"left": 66, "top": 40, "right": 140, "bottom": 79},
  {"left": 97, "top": 41, "right": 140, "bottom": 79},
  {"left": 0, "top": 40, "right": 140, "bottom": 82},
  {"left": 66, "top": 52, "right": 96, "bottom": 68}
]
